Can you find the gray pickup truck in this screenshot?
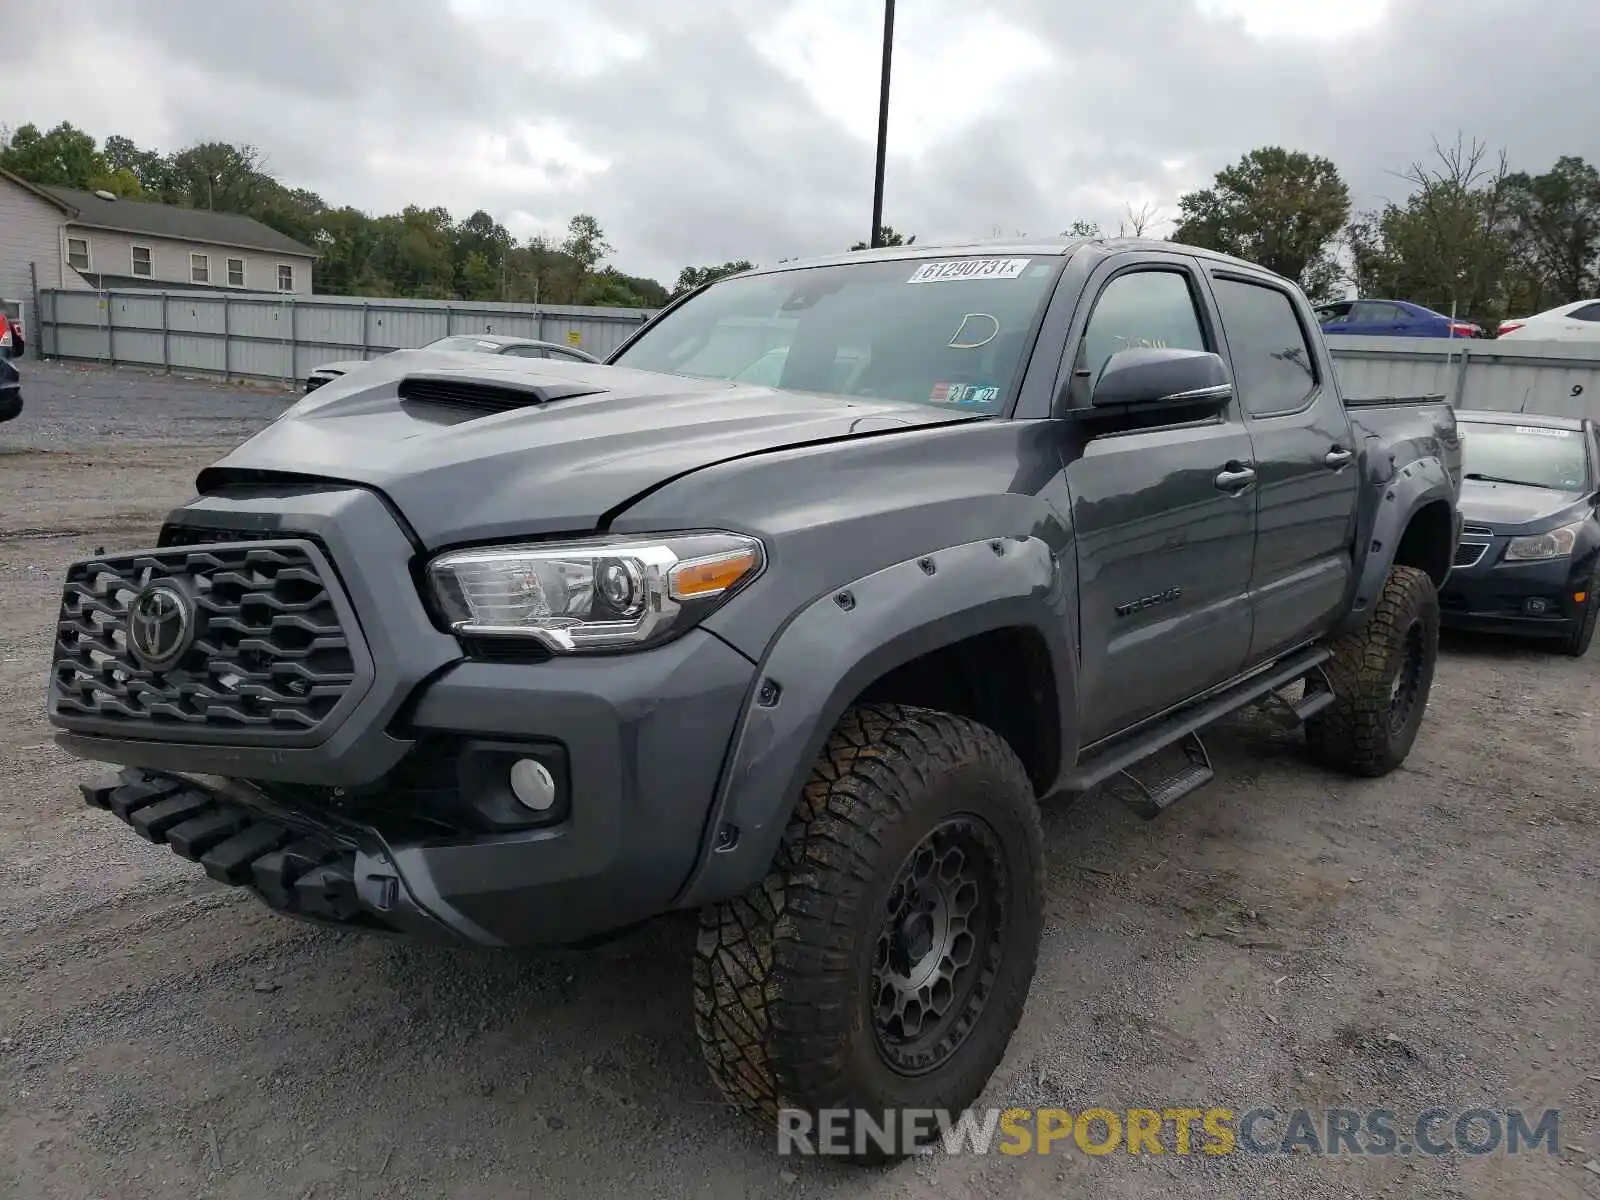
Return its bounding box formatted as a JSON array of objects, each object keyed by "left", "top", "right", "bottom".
[{"left": 48, "top": 237, "right": 1461, "bottom": 1160}]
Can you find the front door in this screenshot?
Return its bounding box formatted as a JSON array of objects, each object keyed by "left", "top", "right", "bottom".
[
  {"left": 1204, "top": 270, "right": 1361, "bottom": 662},
  {"left": 1058, "top": 258, "right": 1260, "bottom": 745}
]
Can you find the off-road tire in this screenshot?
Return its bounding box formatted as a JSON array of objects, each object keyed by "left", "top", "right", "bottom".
[
  {"left": 1306, "top": 564, "right": 1439, "bottom": 777},
  {"left": 1559, "top": 587, "right": 1597, "bottom": 657},
  {"left": 692, "top": 703, "right": 1044, "bottom": 1163}
]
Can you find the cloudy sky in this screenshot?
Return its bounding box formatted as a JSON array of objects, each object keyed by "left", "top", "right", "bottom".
[{"left": 4, "top": 0, "right": 1596, "bottom": 284}]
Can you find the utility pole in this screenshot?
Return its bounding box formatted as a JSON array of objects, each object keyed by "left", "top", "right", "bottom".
[{"left": 870, "top": 0, "right": 895, "bottom": 249}]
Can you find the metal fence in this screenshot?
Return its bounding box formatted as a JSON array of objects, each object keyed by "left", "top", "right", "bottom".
[
  {"left": 1326, "top": 334, "right": 1600, "bottom": 420},
  {"left": 35, "top": 288, "right": 657, "bottom": 383},
  {"left": 31, "top": 288, "right": 1600, "bottom": 422}
]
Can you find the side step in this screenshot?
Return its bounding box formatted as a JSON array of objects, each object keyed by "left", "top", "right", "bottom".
[
  {"left": 1102, "top": 732, "right": 1214, "bottom": 820},
  {"left": 1260, "top": 669, "right": 1337, "bottom": 729},
  {"left": 1290, "top": 673, "right": 1336, "bottom": 722}
]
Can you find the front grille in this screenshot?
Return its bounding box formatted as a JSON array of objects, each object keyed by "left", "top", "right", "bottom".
[
  {"left": 52, "top": 542, "right": 357, "bottom": 736},
  {"left": 1453, "top": 541, "right": 1489, "bottom": 568}
]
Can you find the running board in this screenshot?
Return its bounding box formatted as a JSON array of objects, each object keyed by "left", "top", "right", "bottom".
[{"left": 1062, "top": 645, "right": 1333, "bottom": 799}]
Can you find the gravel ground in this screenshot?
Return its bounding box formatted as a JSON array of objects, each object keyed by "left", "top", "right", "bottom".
[{"left": 1, "top": 360, "right": 1597, "bottom": 1199}]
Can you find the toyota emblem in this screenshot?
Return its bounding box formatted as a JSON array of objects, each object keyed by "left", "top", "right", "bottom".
[{"left": 126, "top": 581, "right": 195, "bottom": 670}]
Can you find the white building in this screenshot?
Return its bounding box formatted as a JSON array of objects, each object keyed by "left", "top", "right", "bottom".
[{"left": 0, "top": 167, "right": 317, "bottom": 308}]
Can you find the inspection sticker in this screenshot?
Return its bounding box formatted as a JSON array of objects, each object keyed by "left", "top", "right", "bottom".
[
  {"left": 931, "top": 383, "right": 1001, "bottom": 405},
  {"left": 907, "top": 258, "right": 1030, "bottom": 284},
  {"left": 1514, "top": 425, "right": 1573, "bottom": 437}
]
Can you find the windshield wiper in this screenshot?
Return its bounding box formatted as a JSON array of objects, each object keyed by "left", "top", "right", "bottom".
[{"left": 1463, "top": 472, "right": 1561, "bottom": 490}]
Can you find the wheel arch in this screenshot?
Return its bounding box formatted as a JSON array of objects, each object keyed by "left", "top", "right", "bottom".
[
  {"left": 1336, "top": 457, "right": 1457, "bottom": 635},
  {"left": 672, "top": 536, "right": 1077, "bottom": 910}
]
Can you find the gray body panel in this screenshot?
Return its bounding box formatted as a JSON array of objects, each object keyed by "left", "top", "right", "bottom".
[{"left": 47, "top": 237, "right": 1461, "bottom": 947}]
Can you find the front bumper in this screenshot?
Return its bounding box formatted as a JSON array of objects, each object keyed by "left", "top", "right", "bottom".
[
  {"left": 1440, "top": 537, "right": 1593, "bottom": 636},
  {"left": 49, "top": 485, "right": 759, "bottom": 947}
]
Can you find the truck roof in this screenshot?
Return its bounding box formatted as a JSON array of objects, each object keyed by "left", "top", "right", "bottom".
[
  {"left": 744, "top": 236, "right": 1278, "bottom": 279},
  {"left": 1455, "top": 409, "right": 1591, "bottom": 432}
]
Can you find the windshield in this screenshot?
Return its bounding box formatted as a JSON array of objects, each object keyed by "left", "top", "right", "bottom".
[
  {"left": 1460, "top": 421, "right": 1591, "bottom": 490},
  {"left": 610, "top": 254, "right": 1064, "bottom": 414},
  {"left": 424, "top": 335, "right": 510, "bottom": 354}
]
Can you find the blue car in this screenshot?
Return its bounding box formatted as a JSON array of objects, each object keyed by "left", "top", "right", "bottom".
[{"left": 1314, "top": 299, "right": 1483, "bottom": 339}]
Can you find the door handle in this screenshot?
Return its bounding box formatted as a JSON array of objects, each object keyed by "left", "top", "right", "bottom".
[
  {"left": 1214, "top": 464, "right": 1257, "bottom": 492},
  {"left": 1323, "top": 446, "right": 1354, "bottom": 468}
]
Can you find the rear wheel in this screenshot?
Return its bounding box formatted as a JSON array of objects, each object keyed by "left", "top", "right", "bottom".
[
  {"left": 692, "top": 704, "right": 1044, "bottom": 1163},
  {"left": 1306, "top": 565, "right": 1439, "bottom": 777}
]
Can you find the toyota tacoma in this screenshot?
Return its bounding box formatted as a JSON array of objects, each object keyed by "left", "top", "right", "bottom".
[{"left": 47, "top": 237, "right": 1462, "bottom": 1160}]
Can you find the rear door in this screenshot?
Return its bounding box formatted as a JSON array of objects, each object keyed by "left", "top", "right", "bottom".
[
  {"left": 1391, "top": 304, "right": 1434, "bottom": 337},
  {"left": 1349, "top": 301, "right": 1405, "bottom": 335},
  {"left": 1202, "top": 269, "right": 1360, "bottom": 661},
  {"left": 1056, "top": 252, "right": 1259, "bottom": 743}
]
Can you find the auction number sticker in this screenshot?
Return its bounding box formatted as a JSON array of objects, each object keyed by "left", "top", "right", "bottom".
[
  {"left": 1514, "top": 425, "right": 1573, "bottom": 437},
  {"left": 907, "top": 258, "right": 1030, "bottom": 284}
]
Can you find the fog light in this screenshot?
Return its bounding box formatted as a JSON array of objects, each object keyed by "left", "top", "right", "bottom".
[
  {"left": 1524, "top": 597, "right": 1550, "bottom": 615},
  {"left": 509, "top": 758, "right": 556, "bottom": 811}
]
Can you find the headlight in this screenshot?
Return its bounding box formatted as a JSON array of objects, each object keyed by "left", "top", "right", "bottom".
[
  {"left": 427, "top": 531, "right": 765, "bottom": 652},
  {"left": 1504, "top": 520, "right": 1585, "bottom": 561}
]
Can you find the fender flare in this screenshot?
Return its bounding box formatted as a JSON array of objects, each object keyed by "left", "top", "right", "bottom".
[
  {"left": 672, "top": 534, "right": 1076, "bottom": 909},
  {"left": 1335, "top": 453, "right": 1457, "bottom": 636}
]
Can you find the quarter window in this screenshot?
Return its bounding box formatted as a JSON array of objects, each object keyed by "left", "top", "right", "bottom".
[
  {"left": 1568, "top": 302, "right": 1600, "bottom": 322},
  {"left": 1075, "top": 269, "right": 1209, "bottom": 400},
  {"left": 1211, "top": 277, "right": 1318, "bottom": 417}
]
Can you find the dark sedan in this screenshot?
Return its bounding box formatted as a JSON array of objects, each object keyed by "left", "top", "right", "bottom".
[
  {"left": 1315, "top": 299, "right": 1483, "bottom": 339},
  {"left": 0, "top": 354, "right": 20, "bottom": 424},
  {"left": 1440, "top": 410, "right": 1600, "bottom": 654}
]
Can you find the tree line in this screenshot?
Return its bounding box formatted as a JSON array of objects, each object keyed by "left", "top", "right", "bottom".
[
  {"left": 0, "top": 121, "right": 720, "bottom": 307},
  {"left": 6, "top": 121, "right": 1596, "bottom": 326},
  {"left": 1059, "top": 138, "right": 1600, "bottom": 328}
]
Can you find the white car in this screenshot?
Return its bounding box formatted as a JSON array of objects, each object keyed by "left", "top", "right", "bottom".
[
  {"left": 1497, "top": 300, "right": 1600, "bottom": 341},
  {"left": 303, "top": 334, "right": 598, "bottom": 392}
]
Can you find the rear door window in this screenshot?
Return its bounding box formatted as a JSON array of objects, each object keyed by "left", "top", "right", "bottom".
[{"left": 1212, "top": 277, "right": 1319, "bottom": 417}]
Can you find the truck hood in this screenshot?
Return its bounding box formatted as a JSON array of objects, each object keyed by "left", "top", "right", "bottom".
[
  {"left": 205, "top": 349, "right": 978, "bottom": 546},
  {"left": 1459, "top": 478, "right": 1589, "bottom": 532}
]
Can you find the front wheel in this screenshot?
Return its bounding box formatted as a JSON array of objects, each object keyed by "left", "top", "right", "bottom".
[
  {"left": 1306, "top": 564, "right": 1440, "bottom": 777},
  {"left": 1560, "top": 587, "right": 1597, "bottom": 657},
  {"left": 692, "top": 704, "right": 1044, "bottom": 1163}
]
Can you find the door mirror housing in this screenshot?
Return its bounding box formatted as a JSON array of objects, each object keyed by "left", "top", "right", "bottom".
[{"left": 1088, "top": 346, "right": 1232, "bottom": 413}]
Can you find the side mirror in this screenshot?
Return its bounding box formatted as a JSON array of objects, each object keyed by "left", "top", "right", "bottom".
[{"left": 1089, "top": 347, "right": 1232, "bottom": 412}]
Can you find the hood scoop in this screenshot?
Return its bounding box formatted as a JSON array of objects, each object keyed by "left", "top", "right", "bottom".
[{"left": 397, "top": 373, "right": 608, "bottom": 415}]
